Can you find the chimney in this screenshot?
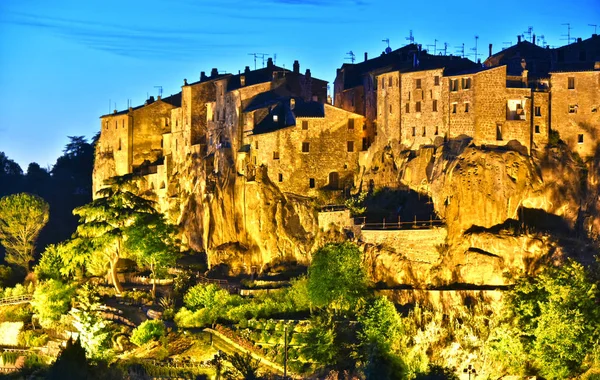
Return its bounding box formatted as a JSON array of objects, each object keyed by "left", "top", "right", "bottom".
[
  {"left": 489, "top": 43, "right": 493, "bottom": 57},
  {"left": 518, "top": 35, "right": 522, "bottom": 43},
  {"left": 148, "top": 96, "right": 155, "bottom": 103},
  {"left": 305, "top": 69, "right": 311, "bottom": 79},
  {"left": 418, "top": 44, "right": 422, "bottom": 51},
  {"left": 533, "top": 34, "right": 536, "bottom": 45},
  {"left": 293, "top": 60, "right": 300, "bottom": 74},
  {"left": 183, "top": 78, "right": 188, "bottom": 86},
  {"left": 577, "top": 37, "right": 582, "bottom": 43},
  {"left": 364, "top": 52, "right": 368, "bottom": 62},
  {"left": 200, "top": 71, "right": 207, "bottom": 81},
  {"left": 267, "top": 57, "right": 274, "bottom": 68},
  {"left": 157, "top": 95, "right": 161, "bottom": 100},
  {"left": 211, "top": 68, "right": 218, "bottom": 77}
]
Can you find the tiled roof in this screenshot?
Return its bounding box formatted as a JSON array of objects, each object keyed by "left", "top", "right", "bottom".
[
  {"left": 248, "top": 97, "right": 325, "bottom": 135},
  {"left": 100, "top": 92, "right": 182, "bottom": 118}
]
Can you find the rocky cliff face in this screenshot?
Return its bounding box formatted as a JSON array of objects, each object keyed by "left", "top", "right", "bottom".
[{"left": 358, "top": 140, "right": 599, "bottom": 286}]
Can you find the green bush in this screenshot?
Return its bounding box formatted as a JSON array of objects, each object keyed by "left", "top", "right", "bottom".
[
  {"left": 31, "top": 280, "right": 75, "bottom": 329},
  {"left": 130, "top": 320, "right": 166, "bottom": 347},
  {"left": 18, "top": 330, "right": 49, "bottom": 347}
]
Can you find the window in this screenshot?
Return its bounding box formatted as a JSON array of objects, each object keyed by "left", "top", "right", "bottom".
[
  {"left": 273, "top": 114, "right": 279, "bottom": 122},
  {"left": 592, "top": 106, "right": 598, "bottom": 113},
  {"left": 347, "top": 141, "right": 354, "bottom": 152},
  {"left": 408, "top": 92, "right": 411, "bottom": 100},
  {"left": 496, "top": 124, "right": 503, "bottom": 141},
  {"left": 309, "top": 178, "right": 315, "bottom": 188},
  {"left": 118, "top": 138, "right": 122, "bottom": 151},
  {"left": 240, "top": 76, "right": 246, "bottom": 86},
  {"left": 362, "top": 137, "right": 368, "bottom": 151},
  {"left": 381, "top": 78, "right": 385, "bottom": 89},
  {"left": 432, "top": 99, "right": 438, "bottom": 112},
  {"left": 462, "top": 77, "right": 471, "bottom": 89},
  {"left": 255, "top": 141, "right": 259, "bottom": 149},
  {"left": 278, "top": 173, "right": 283, "bottom": 182},
  {"left": 416, "top": 101, "right": 421, "bottom": 112},
  {"left": 302, "top": 120, "right": 308, "bottom": 130},
  {"left": 535, "top": 125, "right": 540, "bottom": 134},
  {"left": 464, "top": 102, "right": 470, "bottom": 113},
  {"left": 348, "top": 119, "right": 354, "bottom": 129},
  {"left": 422, "top": 126, "right": 426, "bottom": 137},
  {"left": 452, "top": 103, "right": 457, "bottom": 114},
  {"left": 389, "top": 77, "right": 392, "bottom": 87},
  {"left": 389, "top": 105, "right": 393, "bottom": 114},
  {"left": 578, "top": 134, "right": 584, "bottom": 144},
  {"left": 430, "top": 89, "right": 433, "bottom": 99},
  {"left": 273, "top": 151, "right": 280, "bottom": 160},
  {"left": 535, "top": 106, "right": 541, "bottom": 116},
  {"left": 434, "top": 76, "right": 440, "bottom": 86},
  {"left": 411, "top": 126, "right": 416, "bottom": 136},
  {"left": 568, "top": 77, "right": 575, "bottom": 89},
  {"left": 406, "top": 103, "right": 410, "bottom": 113},
  {"left": 115, "top": 121, "right": 117, "bottom": 129},
  {"left": 569, "top": 104, "right": 578, "bottom": 114},
  {"left": 415, "top": 78, "right": 422, "bottom": 89},
  {"left": 435, "top": 126, "right": 439, "bottom": 135},
  {"left": 302, "top": 142, "right": 310, "bottom": 152},
  {"left": 450, "top": 79, "right": 459, "bottom": 92}
]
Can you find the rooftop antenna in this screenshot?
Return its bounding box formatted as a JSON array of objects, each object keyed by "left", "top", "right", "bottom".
[
  {"left": 502, "top": 41, "right": 512, "bottom": 50},
  {"left": 273, "top": 53, "right": 277, "bottom": 65},
  {"left": 561, "top": 23, "right": 575, "bottom": 44},
  {"left": 382, "top": 38, "right": 392, "bottom": 53},
  {"left": 108, "top": 99, "right": 111, "bottom": 114},
  {"left": 405, "top": 30, "right": 414, "bottom": 45},
  {"left": 345, "top": 51, "right": 356, "bottom": 64},
  {"left": 524, "top": 26, "right": 533, "bottom": 42},
  {"left": 427, "top": 39, "right": 438, "bottom": 55},
  {"left": 443, "top": 42, "right": 448, "bottom": 55},
  {"left": 455, "top": 43, "right": 465, "bottom": 58},
  {"left": 248, "top": 53, "right": 269, "bottom": 70},
  {"left": 589, "top": 24, "right": 598, "bottom": 34},
  {"left": 470, "top": 35, "right": 479, "bottom": 62},
  {"left": 154, "top": 86, "right": 163, "bottom": 98},
  {"left": 539, "top": 35, "right": 546, "bottom": 48}
]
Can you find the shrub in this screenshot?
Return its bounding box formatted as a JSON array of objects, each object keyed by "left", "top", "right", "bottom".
[
  {"left": 31, "top": 280, "right": 75, "bottom": 329},
  {"left": 18, "top": 330, "right": 49, "bottom": 347},
  {"left": 130, "top": 320, "right": 166, "bottom": 347}
]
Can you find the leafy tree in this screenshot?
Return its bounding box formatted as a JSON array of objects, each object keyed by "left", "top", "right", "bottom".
[
  {"left": 0, "top": 152, "right": 23, "bottom": 197},
  {"left": 72, "top": 175, "right": 157, "bottom": 294},
  {"left": 504, "top": 260, "right": 600, "bottom": 379},
  {"left": 307, "top": 242, "right": 369, "bottom": 312},
  {"left": 35, "top": 243, "right": 69, "bottom": 281},
  {"left": 130, "top": 320, "right": 166, "bottom": 347},
  {"left": 47, "top": 337, "right": 89, "bottom": 380},
  {"left": 358, "top": 296, "right": 403, "bottom": 354},
  {"left": 224, "top": 352, "right": 261, "bottom": 380},
  {"left": 181, "top": 283, "right": 233, "bottom": 327},
  {"left": 31, "top": 279, "right": 75, "bottom": 328},
  {"left": 0, "top": 193, "right": 49, "bottom": 272},
  {"left": 70, "top": 284, "right": 111, "bottom": 359},
  {"left": 125, "top": 213, "right": 179, "bottom": 298}
]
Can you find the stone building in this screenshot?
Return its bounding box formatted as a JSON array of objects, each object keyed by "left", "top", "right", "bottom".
[
  {"left": 550, "top": 67, "right": 600, "bottom": 157},
  {"left": 243, "top": 96, "right": 366, "bottom": 196}
]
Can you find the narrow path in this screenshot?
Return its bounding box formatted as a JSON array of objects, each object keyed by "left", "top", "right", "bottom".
[{"left": 204, "top": 328, "right": 300, "bottom": 379}]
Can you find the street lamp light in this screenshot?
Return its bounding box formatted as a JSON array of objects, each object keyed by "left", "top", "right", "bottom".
[{"left": 463, "top": 364, "right": 477, "bottom": 380}]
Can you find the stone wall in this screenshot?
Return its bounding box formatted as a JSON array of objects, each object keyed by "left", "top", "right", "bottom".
[
  {"left": 318, "top": 209, "right": 352, "bottom": 231},
  {"left": 376, "top": 72, "right": 401, "bottom": 144},
  {"left": 130, "top": 99, "right": 176, "bottom": 167},
  {"left": 550, "top": 71, "right": 600, "bottom": 157},
  {"left": 376, "top": 289, "right": 503, "bottom": 313},
  {"left": 361, "top": 227, "right": 447, "bottom": 263},
  {"left": 532, "top": 91, "right": 550, "bottom": 150}
]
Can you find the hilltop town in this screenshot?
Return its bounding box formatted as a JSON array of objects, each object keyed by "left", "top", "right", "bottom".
[{"left": 93, "top": 33, "right": 600, "bottom": 282}]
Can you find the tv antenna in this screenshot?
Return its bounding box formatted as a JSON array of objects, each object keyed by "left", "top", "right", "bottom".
[
  {"left": 273, "top": 53, "right": 277, "bottom": 65},
  {"left": 154, "top": 86, "right": 163, "bottom": 98},
  {"left": 427, "top": 39, "right": 438, "bottom": 55},
  {"left": 405, "top": 30, "right": 415, "bottom": 45},
  {"left": 502, "top": 41, "right": 512, "bottom": 50},
  {"left": 345, "top": 51, "right": 356, "bottom": 64},
  {"left": 455, "top": 43, "right": 465, "bottom": 58},
  {"left": 589, "top": 24, "right": 598, "bottom": 34},
  {"left": 539, "top": 35, "right": 546, "bottom": 48},
  {"left": 470, "top": 35, "right": 479, "bottom": 62},
  {"left": 382, "top": 38, "right": 392, "bottom": 53},
  {"left": 561, "top": 23, "right": 575, "bottom": 44},
  {"left": 443, "top": 42, "right": 448, "bottom": 55},
  {"left": 524, "top": 26, "right": 533, "bottom": 42},
  {"left": 248, "top": 53, "right": 269, "bottom": 70}
]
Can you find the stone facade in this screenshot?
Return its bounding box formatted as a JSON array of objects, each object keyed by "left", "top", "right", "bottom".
[{"left": 550, "top": 70, "right": 600, "bottom": 157}]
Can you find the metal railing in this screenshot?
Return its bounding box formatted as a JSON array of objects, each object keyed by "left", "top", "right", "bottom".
[
  {"left": 355, "top": 215, "right": 446, "bottom": 230},
  {"left": 0, "top": 294, "right": 32, "bottom": 306}
]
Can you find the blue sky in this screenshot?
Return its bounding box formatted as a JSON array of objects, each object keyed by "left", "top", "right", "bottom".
[{"left": 0, "top": 0, "right": 598, "bottom": 169}]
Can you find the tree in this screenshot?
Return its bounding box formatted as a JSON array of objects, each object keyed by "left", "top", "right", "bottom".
[
  {"left": 70, "top": 284, "right": 111, "bottom": 359},
  {"left": 307, "top": 242, "right": 369, "bottom": 312},
  {"left": 47, "top": 338, "right": 89, "bottom": 380},
  {"left": 0, "top": 152, "right": 23, "bottom": 197},
  {"left": 181, "top": 283, "right": 232, "bottom": 327},
  {"left": 0, "top": 193, "right": 49, "bottom": 272},
  {"left": 504, "top": 260, "right": 600, "bottom": 379},
  {"left": 125, "top": 213, "right": 179, "bottom": 298},
  {"left": 224, "top": 352, "right": 261, "bottom": 380},
  {"left": 358, "top": 296, "right": 403, "bottom": 354},
  {"left": 130, "top": 320, "right": 165, "bottom": 347},
  {"left": 31, "top": 279, "right": 75, "bottom": 328},
  {"left": 72, "top": 175, "right": 157, "bottom": 294}
]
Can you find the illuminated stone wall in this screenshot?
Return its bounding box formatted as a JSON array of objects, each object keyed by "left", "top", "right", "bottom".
[{"left": 361, "top": 227, "right": 447, "bottom": 263}]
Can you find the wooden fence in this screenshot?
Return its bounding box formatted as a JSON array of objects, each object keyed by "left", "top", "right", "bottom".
[{"left": 0, "top": 294, "right": 32, "bottom": 306}]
